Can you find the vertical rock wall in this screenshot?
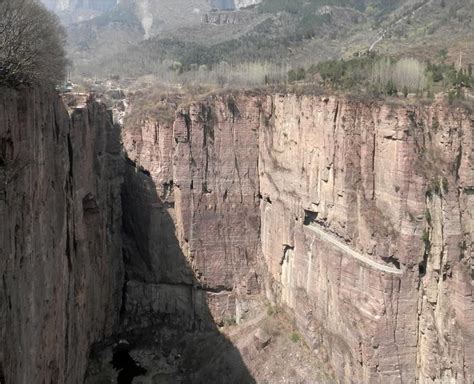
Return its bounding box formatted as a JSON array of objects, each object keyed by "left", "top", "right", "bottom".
[
  {"left": 0, "top": 87, "right": 123, "bottom": 383},
  {"left": 124, "top": 93, "right": 474, "bottom": 382},
  {"left": 0, "top": 87, "right": 472, "bottom": 384},
  {"left": 258, "top": 94, "right": 474, "bottom": 383},
  {"left": 121, "top": 96, "right": 262, "bottom": 328}
]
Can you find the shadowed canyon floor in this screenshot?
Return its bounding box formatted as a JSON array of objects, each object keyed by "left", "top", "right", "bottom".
[{"left": 84, "top": 151, "right": 332, "bottom": 384}]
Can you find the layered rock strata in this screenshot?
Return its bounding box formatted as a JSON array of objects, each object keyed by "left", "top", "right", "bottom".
[
  {"left": 124, "top": 93, "right": 474, "bottom": 383},
  {"left": 258, "top": 95, "right": 474, "bottom": 383},
  {"left": 121, "top": 97, "right": 262, "bottom": 329},
  {"left": 1, "top": 87, "right": 473, "bottom": 384},
  {"left": 0, "top": 87, "right": 123, "bottom": 383}
]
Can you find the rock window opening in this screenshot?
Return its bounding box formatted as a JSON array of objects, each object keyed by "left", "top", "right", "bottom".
[{"left": 303, "top": 209, "right": 318, "bottom": 226}]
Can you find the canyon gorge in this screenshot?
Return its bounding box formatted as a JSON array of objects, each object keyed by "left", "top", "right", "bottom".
[{"left": 0, "top": 86, "right": 473, "bottom": 383}]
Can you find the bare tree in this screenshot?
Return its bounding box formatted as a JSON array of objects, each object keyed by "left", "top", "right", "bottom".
[
  {"left": 371, "top": 56, "right": 426, "bottom": 94},
  {"left": 0, "top": 0, "right": 67, "bottom": 86}
]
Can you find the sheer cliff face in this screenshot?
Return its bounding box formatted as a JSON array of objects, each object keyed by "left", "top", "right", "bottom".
[
  {"left": 0, "top": 88, "right": 123, "bottom": 383},
  {"left": 1, "top": 88, "right": 472, "bottom": 383},
  {"left": 258, "top": 95, "right": 474, "bottom": 383},
  {"left": 122, "top": 97, "right": 262, "bottom": 327},
  {"left": 123, "top": 94, "right": 474, "bottom": 383}
]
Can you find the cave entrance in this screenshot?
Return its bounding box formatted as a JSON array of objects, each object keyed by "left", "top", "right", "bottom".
[
  {"left": 303, "top": 209, "right": 318, "bottom": 226},
  {"left": 111, "top": 347, "right": 147, "bottom": 384}
]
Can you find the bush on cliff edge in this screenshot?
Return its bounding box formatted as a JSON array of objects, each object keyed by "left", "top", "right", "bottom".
[{"left": 0, "top": 0, "right": 67, "bottom": 87}]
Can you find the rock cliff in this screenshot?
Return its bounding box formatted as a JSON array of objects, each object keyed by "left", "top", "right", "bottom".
[
  {"left": 1, "top": 87, "right": 473, "bottom": 383},
  {"left": 122, "top": 93, "right": 474, "bottom": 383},
  {"left": 121, "top": 96, "right": 262, "bottom": 329},
  {"left": 258, "top": 95, "right": 474, "bottom": 383},
  {"left": 0, "top": 87, "right": 123, "bottom": 383}
]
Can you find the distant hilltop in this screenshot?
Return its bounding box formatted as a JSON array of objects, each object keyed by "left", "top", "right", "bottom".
[
  {"left": 211, "top": 0, "right": 262, "bottom": 10},
  {"left": 41, "top": 0, "right": 263, "bottom": 15}
]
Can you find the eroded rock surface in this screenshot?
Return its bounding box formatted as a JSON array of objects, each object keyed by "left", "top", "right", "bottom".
[
  {"left": 0, "top": 87, "right": 123, "bottom": 383},
  {"left": 1, "top": 87, "right": 473, "bottom": 384},
  {"left": 121, "top": 96, "right": 262, "bottom": 329},
  {"left": 259, "top": 95, "right": 474, "bottom": 383},
  {"left": 122, "top": 92, "right": 474, "bottom": 383}
]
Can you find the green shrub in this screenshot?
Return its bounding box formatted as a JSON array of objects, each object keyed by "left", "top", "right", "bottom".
[
  {"left": 267, "top": 304, "right": 278, "bottom": 316},
  {"left": 290, "top": 331, "right": 301, "bottom": 343},
  {"left": 288, "top": 68, "right": 306, "bottom": 82},
  {"left": 385, "top": 79, "right": 397, "bottom": 95}
]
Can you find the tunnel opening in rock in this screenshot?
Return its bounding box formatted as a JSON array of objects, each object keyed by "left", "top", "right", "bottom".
[
  {"left": 303, "top": 209, "right": 318, "bottom": 226},
  {"left": 385, "top": 257, "right": 401, "bottom": 270},
  {"left": 110, "top": 347, "right": 147, "bottom": 384}
]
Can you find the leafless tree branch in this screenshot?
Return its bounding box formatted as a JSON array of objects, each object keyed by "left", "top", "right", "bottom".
[{"left": 0, "top": 0, "right": 67, "bottom": 86}]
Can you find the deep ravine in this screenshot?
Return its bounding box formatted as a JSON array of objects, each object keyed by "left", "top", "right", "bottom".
[{"left": 1, "top": 87, "right": 473, "bottom": 383}]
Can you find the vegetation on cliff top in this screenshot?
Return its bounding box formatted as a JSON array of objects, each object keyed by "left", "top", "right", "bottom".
[
  {"left": 0, "top": 0, "right": 67, "bottom": 87},
  {"left": 289, "top": 52, "right": 472, "bottom": 99}
]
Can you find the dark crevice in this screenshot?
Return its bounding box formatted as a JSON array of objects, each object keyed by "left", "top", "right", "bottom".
[
  {"left": 111, "top": 345, "right": 147, "bottom": 384},
  {"left": 280, "top": 245, "right": 295, "bottom": 265},
  {"left": 2, "top": 274, "right": 11, "bottom": 311},
  {"left": 227, "top": 97, "right": 241, "bottom": 123},
  {"left": 203, "top": 285, "right": 233, "bottom": 294},
  {"left": 202, "top": 182, "right": 212, "bottom": 194},
  {"left": 119, "top": 270, "right": 129, "bottom": 321},
  {"left": 184, "top": 113, "right": 192, "bottom": 138},
  {"left": 202, "top": 105, "right": 215, "bottom": 144},
  {"left": 419, "top": 253, "right": 428, "bottom": 278},
  {"left": 65, "top": 205, "right": 73, "bottom": 274},
  {"left": 67, "top": 134, "right": 74, "bottom": 179},
  {"left": 258, "top": 193, "right": 272, "bottom": 204}
]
